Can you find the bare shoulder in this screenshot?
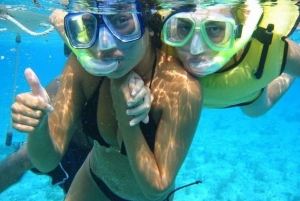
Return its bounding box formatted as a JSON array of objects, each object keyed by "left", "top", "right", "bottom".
[
  {"left": 284, "top": 38, "right": 300, "bottom": 76},
  {"left": 62, "top": 53, "right": 102, "bottom": 100},
  {"left": 286, "top": 38, "right": 300, "bottom": 51},
  {"left": 153, "top": 50, "right": 202, "bottom": 108}
]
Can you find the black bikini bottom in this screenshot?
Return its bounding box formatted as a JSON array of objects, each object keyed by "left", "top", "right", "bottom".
[{"left": 89, "top": 164, "right": 130, "bottom": 201}]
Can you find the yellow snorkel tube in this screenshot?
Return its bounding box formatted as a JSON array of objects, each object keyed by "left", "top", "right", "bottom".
[{"left": 211, "top": 0, "right": 263, "bottom": 70}]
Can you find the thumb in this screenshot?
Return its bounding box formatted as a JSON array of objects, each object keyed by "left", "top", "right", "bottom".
[{"left": 24, "top": 68, "right": 51, "bottom": 105}]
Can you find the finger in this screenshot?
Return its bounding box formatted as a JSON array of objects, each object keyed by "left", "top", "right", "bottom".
[
  {"left": 142, "top": 115, "right": 149, "bottom": 124},
  {"left": 129, "top": 114, "right": 149, "bottom": 127},
  {"left": 11, "top": 113, "right": 43, "bottom": 127},
  {"left": 127, "top": 104, "right": 149, "bottom": 116},
  {"left": 130, "top": 78, "right": 144, "bottom": 98},
  {"left": 25, "top": 68, "right": 44, "bottom": 98},
  {"left": 12, "top": 123, "right": 36, "bottom": 133},
  {"left": 24, "top": 68, "right": 53, "bottom": 112},
  {"left": 11, "top": 102, "right": 46, "bottom": 119},
  {"left": 14, "top": 93, "right": 53, "bottom": 113},
  {"left": 128, "top": 72, "right": 144, "bottom": 97},
  {"left": 127, "top": 88, "right": 151, "bottom": 117},
  {"left": 127, "top": 87, "right": 148, "bottom": 107},
  {"left": 128, "top": 77, "right": 136, "bottom": 93}
]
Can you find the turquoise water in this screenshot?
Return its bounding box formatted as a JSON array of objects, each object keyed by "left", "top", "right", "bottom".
[{"left": 0, "top": 1, "right": 300, "bottom": 201}]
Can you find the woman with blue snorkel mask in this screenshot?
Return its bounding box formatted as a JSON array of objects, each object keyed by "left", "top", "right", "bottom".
[
  {"left": 11, "top": 0, "right": 202, "bottom": 200},
  {"left": 162, "top": 1, "right": 300, "bottom": 116}
]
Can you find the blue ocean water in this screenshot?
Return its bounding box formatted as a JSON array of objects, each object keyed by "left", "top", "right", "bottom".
[{"left": 0, "top": 1, "right": 300, "bottom": 201}]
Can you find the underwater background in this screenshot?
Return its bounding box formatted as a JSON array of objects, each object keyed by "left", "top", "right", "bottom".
[{"left": 0, "top": 1, "right": 300, "bottom": 200}]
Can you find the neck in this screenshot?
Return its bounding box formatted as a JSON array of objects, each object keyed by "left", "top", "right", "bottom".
[{"left": 133, "top": 46, "right": 156, "bottom": 85}]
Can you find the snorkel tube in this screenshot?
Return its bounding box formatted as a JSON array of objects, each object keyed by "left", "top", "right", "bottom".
[{"left": 209, "top": 0, "right": 263, "bottom": 72}]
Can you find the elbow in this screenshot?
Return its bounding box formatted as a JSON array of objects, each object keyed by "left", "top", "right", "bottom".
[
  {"left": 28, "top": 150, "right": 62, "bottom": 173},
  {"left": 240, "top": 104, "right": 270, "bottom": 118},
  {"left": 243, "top": 110, "right": 266, "bottom": 118},
  {"left": 143, "top": 182, "right": 175, "bottom": 201},
  {"left": 32, "top": 161, "right": 60, "bottom": 174}
]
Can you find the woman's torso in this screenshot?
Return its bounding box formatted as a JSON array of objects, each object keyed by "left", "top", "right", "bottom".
[{"left": 85, "top": 49, "right": 187, "bottom": 200}]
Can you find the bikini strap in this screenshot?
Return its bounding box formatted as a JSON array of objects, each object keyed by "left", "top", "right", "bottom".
[
  {"left": 164, "top": 180, "right": 202, "bottom": 201},
  {"left": 149, "top": 49, "right": 157, "bottom": 89}
]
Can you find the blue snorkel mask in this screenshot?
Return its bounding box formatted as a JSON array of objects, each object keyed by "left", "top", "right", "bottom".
[{"left": 63, "top": 0, "right": 145, "bottom": 75}]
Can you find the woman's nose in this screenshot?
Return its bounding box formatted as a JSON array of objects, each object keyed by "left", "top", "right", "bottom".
[
  {"left": 190, "top": 32, "right": 205, "bottom": 55},
  {"left": 97, "top": 25, "right": 117, "bottom": 50}
]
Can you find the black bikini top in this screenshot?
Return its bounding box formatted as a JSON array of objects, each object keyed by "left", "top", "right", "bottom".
[{"left": 81, "top": 53, "right": 157, "bottom": 155}]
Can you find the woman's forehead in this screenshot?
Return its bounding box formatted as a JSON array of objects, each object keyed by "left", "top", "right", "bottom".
[
  {"left": 185, "top": 6, "right": 232, "bottom": 19},
  {"left": 206, "top": 5, "right": 232, "bottom": 16}
]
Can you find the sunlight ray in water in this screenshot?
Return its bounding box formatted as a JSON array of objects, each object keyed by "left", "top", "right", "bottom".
[{"left": 0, "top": 0, "right": 300, "bottom": 200}]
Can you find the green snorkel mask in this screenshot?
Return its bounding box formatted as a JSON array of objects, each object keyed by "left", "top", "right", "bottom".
[{"left": 162, "top": 1, "right": 263, "bottom": 76}]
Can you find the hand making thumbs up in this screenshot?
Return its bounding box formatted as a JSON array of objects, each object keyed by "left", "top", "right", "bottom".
[{"left": 11, "top": 68, "right": 53, "bottom": 133}]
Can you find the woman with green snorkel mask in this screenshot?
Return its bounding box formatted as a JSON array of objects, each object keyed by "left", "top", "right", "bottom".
[
  {"left": 162, "top": 4, "right": 241, "bottom": 76},
  {"left": 11, "top": 0, "right": 202, "bottom": 200},
  {"left": 161, "top": 1, "right": 300, "bottom": 116}
]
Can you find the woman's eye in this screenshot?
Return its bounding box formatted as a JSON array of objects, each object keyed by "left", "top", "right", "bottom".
[
  {"left": 114, "top": 17, "right": 129, "bottom": 26},
  {"left": 177, "top": 22, "right": 192, "bottom": 39},
  {"left": 178, "top": 24, "right": 191, "bottom": 32},
  {"left": 205, "top": 22, "right": 226, "bottom": 38},
  {"left": 206, "top": 26, "right": 224, "bottom": 35},
  {"left": 109, "top": 14, "right": 132, "bottom": 28},
  {"left": 107, "top": 14, "right": 137, "bottom": 35}
]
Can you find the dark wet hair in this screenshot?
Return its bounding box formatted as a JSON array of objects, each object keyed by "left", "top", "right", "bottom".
[
  {"left": 118, "top": 1, "right": 163, "bottom": 49},
  {"left": 230, "top": 4, "right": 247, "bottom": 24},
  {"left": 137, "top": 0, "right": 163, "bottom": 48},
  {"left": 148, "top": 12, "right": 163, "bottom": 48}
]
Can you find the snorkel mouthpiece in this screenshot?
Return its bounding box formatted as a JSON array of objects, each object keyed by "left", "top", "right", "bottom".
[
  {"left": 189, "top": 60, "right": 222, "bottom": 76},
  {"left": 64, "top": 36, "right": 119, "bottom": 75},
  {"left": 75, "top": 48, "right": 119, "bottom": 75}
]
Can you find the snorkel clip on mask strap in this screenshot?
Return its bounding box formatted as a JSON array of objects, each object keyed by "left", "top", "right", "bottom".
[
  {"left": 235, "top": 24, "right": 243, "bottom": 39},
  {"left": 252, "top": 23, "right": 274, "bottom": 79}
]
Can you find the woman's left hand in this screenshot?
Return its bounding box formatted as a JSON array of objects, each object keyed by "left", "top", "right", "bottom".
[
  {"left": 127, "top": 72, "right": 152, "bottom": 126},
  {"left": 110, "top": 71, "right": 152, "bottom": 127}
]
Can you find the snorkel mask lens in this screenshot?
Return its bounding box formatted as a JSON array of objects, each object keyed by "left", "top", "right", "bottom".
[
  {"left": 64, "top": 5, "right": 144, "bottom": 49},
  {"left": 64, "top": 13, "right": 97, "bottom": 48},
  {"left": 162, "top": 12, "right": 236, "bottom": 51}
]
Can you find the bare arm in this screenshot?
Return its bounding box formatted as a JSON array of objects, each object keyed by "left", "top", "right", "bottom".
[
  {"left": 240, "top": 73, "right": 295, "bottom": 117},
  {"left": 284, "top": 39, "right": 300, "bottom": 77},
  {"left": 111, "top": 70, "right": 202, "bottom": 200},
  {"left": 0, "top": 74, "right": 64, "bottom": 192},
  {"left": 12, "top": 54, "right": 98, "bottom": 172}
]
